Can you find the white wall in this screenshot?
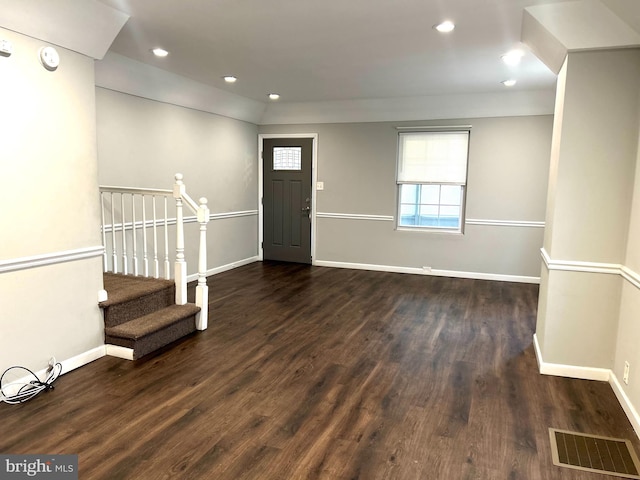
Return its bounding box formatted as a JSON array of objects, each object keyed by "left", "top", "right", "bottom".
[
  {"left": 0, "top": 27, "right": 105, "bottom": 374},
  {"left": 95, "top": 88, "right": 260, "bottom": 275},
  {"left": 533, "top": 48, "right": 640, "bottom": 436},
  {"left": 260, "top": 115, "right": 553, "bottom": 281},
  {"left": 536, "top": 49, "right": 640, "bottom": 371},
  {"left": 613, "top": 106, "right": 640, "bottom": 427}
]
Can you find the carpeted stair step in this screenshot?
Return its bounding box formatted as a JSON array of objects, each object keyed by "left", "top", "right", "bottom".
[
  {"left": 101, "top": 273, "right": 176, "bottom": 328},
  {"left": 105, "top": 303, "right": 200, "bottom": 360}
]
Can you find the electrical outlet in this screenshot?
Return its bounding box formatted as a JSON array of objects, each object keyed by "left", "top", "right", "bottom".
[
  {"left": 0, "top": 39, "right": 13, "bottom": 56},
  {"left": 48, "top": 356, "right": 56, "bottom": 372},
  {"left": 422, "top": 266, "right": 432, "bottom": 273},
  {"left": 623, "top": 361, "right": 630, "bottom": 385},
  {"left": 98, "top": 289, "right": 108, "bottom": 302}
]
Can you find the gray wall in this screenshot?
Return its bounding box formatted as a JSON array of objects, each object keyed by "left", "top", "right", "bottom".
[
  {"left": 96, "top": 88, "right": 259, "bottom": 275},
  {"left": 0, "top": 28, "right": 105, "bottom": 374},
  {"left": 260, "top": 115, "right": 553, "bottom": 280}
]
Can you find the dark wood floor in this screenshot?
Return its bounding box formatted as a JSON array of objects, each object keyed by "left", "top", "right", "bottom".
[{"left": 2, "top": 262, "right": 638, "bottom": 479}]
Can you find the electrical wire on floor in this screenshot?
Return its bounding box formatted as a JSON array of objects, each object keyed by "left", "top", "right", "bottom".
[{"left": 0, "top": 362, "right": 62, "bottom": 404}]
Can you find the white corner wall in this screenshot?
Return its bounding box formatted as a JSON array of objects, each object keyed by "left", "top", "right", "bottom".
[
  {"left": 612, "top": 111, "right": 640, "bottom": 434},
  {"left": 536, "top": 49, "right": 640, "bottom": 371},
  {"left": 0, "top": 27, "right": 105, "bottom": 374},
  {"left": 523, "top": 0, "right": 640, "bottom": 438},
  {"left": 534, "top": 49, "right": 640, "bottom": 437}
]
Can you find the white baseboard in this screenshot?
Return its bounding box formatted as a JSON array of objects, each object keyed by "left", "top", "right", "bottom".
[
  {"left": 105, "top": 344, "right": 134, "bottom": 360},
  {"left": 533, "top": 334, "right": 610, "bottom": 381},
  {"left": 534, "top": 333, "right": 640, "bottom": 439},
  {"left": 533, "top": 332, "right": 544, "bottom": 371},
  {"left": 186, "top": 256, "right": 260, "bottom": 282},
  {"left": 610, "top": 372, "right": 640, "bottom": 438},
  {"left": 314, "top": 260, "right": 540, "bottom": 284},
  {"left": 60, "top": 346, "right": 106, "bottom": 374},
  {"left": 1, "top": 346, "right": 106, "bottom": 399}
]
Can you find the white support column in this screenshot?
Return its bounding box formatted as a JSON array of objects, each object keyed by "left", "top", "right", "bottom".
[
  {"left": 173, "top": 174, "right": 187, "bottom": 305},
  {"left": 195, "top": 197, "right": 210, "bottom": 330},
  {"left": 535, "top": 50, "right": 640, "bottom": 371}
]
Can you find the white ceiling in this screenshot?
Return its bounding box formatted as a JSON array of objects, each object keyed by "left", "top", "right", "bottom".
[{"left": 96, "top": 0, "right": 567, "bottom": 104}]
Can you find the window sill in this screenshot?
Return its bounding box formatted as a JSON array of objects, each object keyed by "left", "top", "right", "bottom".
[{"left": 395, "top": 226, "right": 465, "bottom": 236}]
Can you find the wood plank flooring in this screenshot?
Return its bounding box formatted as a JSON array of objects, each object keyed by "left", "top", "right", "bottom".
[{"left": 1, "top": 261, "right": 638, "bottom": 479}]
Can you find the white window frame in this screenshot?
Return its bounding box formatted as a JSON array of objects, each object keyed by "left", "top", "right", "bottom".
[{"left": 396, "top": 130, "right": 470, "bottom": 233}]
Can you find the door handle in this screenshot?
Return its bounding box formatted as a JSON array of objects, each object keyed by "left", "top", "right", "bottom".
[{"left": 301, "top": 206, "right": 310, "bottom": 212}]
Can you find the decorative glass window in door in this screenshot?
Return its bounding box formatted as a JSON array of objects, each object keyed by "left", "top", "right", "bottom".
[{"left": 273, "top": 147, "right": 302, "bottom": 171}]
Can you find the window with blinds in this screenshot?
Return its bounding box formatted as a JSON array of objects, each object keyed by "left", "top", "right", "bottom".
[{"left": 396, "top": 131, "right": 470, "bottom": 232}]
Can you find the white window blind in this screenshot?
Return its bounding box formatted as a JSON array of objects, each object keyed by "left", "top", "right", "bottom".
[{"left": 397, "top": 131, "right": 469, "bottom": 184}]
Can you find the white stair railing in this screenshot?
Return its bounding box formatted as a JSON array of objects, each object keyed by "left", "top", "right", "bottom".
[
  {"left": 172, "top": 173, "right": 210, "bottom": 330},
  {"left": 99, "top": 173, "right": 210, "bottom": 330}
]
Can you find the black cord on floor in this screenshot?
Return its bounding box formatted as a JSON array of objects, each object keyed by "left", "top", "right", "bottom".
[{"left": 0, "top": 363, "right": 62, "bottom": 404}]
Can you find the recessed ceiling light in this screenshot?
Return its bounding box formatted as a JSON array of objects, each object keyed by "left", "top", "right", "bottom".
[
  {"left": 434, "top": 21, "right": 455, "bottom": 33},
  {"left": 268, "top": 93, "right": 280, "bottom": 100},
  {"left": 502, "top": 79, "right": 517, "bottom": 87},
  {"left": 501, "top": 49, "right": 525, "bottom": 66},
  {"left": 223, "top": 75, "right": 237, "bottom": 83},
  {"left": 151, "top": 47, "right": 169, "bottom": 57}
]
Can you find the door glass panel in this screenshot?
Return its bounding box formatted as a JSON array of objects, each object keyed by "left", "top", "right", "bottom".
[{"left": 273, "top": 147, "right": 302, "bottom": 171}]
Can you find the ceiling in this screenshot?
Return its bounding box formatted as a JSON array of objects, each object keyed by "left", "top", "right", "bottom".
[{"left": 96, "top": 0, "right": 568, "bottom": 105}]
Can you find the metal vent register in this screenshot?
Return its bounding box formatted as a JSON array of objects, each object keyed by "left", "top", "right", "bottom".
[{"left": 549, "top": 428, "right": 640, "bottom": 479}]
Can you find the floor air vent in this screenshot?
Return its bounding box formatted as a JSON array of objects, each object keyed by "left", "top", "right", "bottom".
[{"left": 549, "top": 428, "right": 640, "bottom": 479}]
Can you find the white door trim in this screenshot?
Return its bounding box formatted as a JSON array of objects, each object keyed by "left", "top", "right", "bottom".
[{"left": 258, "top": 133, "right": 318, "bottom": 264}]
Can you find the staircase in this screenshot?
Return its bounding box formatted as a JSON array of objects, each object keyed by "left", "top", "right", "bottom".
[
  {"left": 100, "top": 273, "right": 200, "bottom": 360},
  {"left": 98, "top": 174, "right": 209, "bottom": 360}
]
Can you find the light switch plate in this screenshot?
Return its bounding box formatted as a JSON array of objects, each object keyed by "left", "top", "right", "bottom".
[{"left": 317, "top": 181, "right": 324, "bottom": 190}]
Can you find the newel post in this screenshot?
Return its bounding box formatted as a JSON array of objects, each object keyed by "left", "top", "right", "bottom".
[
  {"left": 195, "top": 197, "right": 209, "bottom": 330},
  {"left": 173, "top": 173, "right": 187, "bottom": 305}
]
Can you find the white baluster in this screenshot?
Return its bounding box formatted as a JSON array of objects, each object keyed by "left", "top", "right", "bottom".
[
  {"left": 121, "top": 193, "right": 128, "bottom": 275},
  {"left": 173, "top": 173, "right": 187, "bottom": 305},
  {"left": 100, "top": 192, "right": 107, "bottom": 272},
  {"left": 111, "top": 192, "right": 117, "bottom": 273},
  {"left": 195, "top": 197, "right": 209, "bottom": 330},
  {"left": 98, "top": 179, "right": 209, "bottom": 329},
  {"left": 142, "top": 195, "right": 149, "bottom": 277},
  {"left": 152, "top": 196, "right": 159, "bottom": 278},
  {"left": 163, "top": 196, "right": 170, "bottom": 280},
  {"left": 131, "top": 194, "right": 138, "bottom": 276}
]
